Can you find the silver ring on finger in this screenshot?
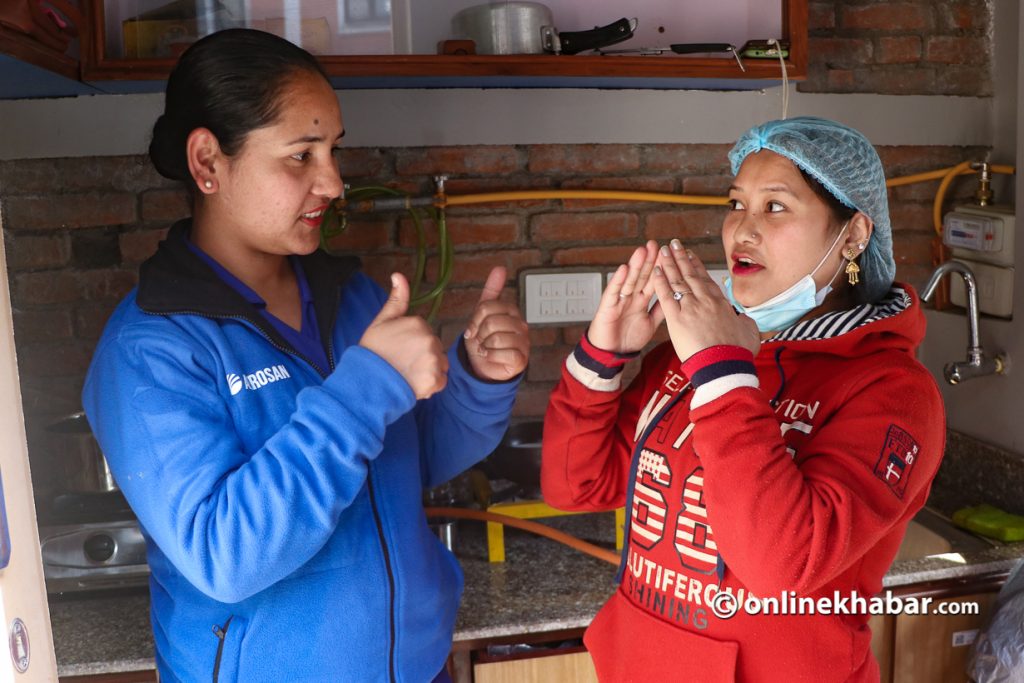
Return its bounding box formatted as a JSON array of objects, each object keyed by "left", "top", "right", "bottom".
[{"left": 672, "top": 290, "right": 690, "bottom": 301}]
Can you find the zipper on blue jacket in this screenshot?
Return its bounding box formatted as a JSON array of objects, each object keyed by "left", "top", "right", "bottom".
[
  {"left": 366, "top": 474, "right": 398, "bottom": 682},
  {"left": 211, "top": 615, "right": 233, "bottom": 683}
]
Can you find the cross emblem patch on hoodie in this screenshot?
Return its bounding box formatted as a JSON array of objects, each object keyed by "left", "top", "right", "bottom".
[{"left": 873, "top": 424, "right": 920, "bottom": 499}]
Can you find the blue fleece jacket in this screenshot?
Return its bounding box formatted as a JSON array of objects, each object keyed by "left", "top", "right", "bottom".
[{"left": 82, "top": 223, "right": 519, "bottom": 682}]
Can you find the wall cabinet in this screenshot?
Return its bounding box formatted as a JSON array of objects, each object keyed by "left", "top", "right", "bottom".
[
  {"left": 0, "top": 0, "right": 97, "bottom": 97},
  {"left": 0, "top": 22, "right": 78, "bottom": 81},
  {"left": 474, "top": 649, "right": 598, "bottom": 683},
  {"left": 3, "top": 1, "right": 806, "bottom": 96},
  {"left": 60, "top": 671, "right": 157, "bottom": 682},
  {"left": 80, "top": 0, "right": 807, "bottom": 85}
]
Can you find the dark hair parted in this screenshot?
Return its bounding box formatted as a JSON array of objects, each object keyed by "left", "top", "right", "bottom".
[{"left": 148, "top": 29, "right": 329, "bottom": 187}]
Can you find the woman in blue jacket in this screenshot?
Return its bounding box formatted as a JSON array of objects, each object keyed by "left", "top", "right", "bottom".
[{"left": 83, "top": 29, "right": 528, "bottom": 682}]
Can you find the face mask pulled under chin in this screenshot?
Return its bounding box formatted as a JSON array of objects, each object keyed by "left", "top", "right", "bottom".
[{"left": 725, "top": 222, "right": 849, "bottom": 333}]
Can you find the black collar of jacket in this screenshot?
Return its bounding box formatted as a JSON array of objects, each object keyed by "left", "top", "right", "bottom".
[{"left": 137, "top": 219, "right": 360, "bottom": 371}]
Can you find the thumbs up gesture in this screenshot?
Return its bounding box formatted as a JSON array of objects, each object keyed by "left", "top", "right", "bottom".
[
  {"left": 360, "top": 273, "right": 448, "bottom": 399},
  {"left": 463, "top": 266, "right": 529, "bottom": 382}
]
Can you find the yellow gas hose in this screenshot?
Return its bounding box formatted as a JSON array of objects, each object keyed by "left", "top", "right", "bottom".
[
  {"left": 424, "top": 506, "right": 620, "bottom": 566},
  {"left": 437, "top": 164, "right": 1017, "bottom": 237},
  {"left": 327, "top": 161, "right": 1015, "bottom": 316},
  {"left": 443, "top": 190, "right": 729, "bottom": 207}
]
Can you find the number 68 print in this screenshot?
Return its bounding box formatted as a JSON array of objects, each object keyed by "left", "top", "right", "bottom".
[{"left": 631, "top": 449, "right": 720, "bottom": 575}]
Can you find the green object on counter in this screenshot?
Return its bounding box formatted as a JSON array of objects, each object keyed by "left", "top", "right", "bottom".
[{"left": 952, "top": 504, "right": 1024, "bottom": 542}]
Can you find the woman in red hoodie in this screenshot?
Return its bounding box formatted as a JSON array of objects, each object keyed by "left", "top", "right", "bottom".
[{"left": 542, "top": 116, "right": 945, "bottom": 682}]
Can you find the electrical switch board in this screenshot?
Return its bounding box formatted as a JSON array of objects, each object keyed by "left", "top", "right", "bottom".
[{"left": 522, "top": 271, "right": 604, "bottom": 324}]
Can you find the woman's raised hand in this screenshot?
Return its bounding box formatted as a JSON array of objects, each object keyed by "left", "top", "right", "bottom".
[
  {"left": 360, "top": 273, "right": 449, "bottom": 399},
  {"left": 588, "top": 240, "right": 664, "bottom": 354},
  {"left": 651, "top": 240, "right": 760, "bottom": 362},
  {"left": 464, "top": 266, "right": 530, "bottom": 382}
]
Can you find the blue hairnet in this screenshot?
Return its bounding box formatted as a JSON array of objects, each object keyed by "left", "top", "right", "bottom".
[{"left": 728, "top": 116, "right": 895, "bottom": 302}]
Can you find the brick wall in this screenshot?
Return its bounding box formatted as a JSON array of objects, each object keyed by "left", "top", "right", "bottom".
[
  {"left": 802, "top": 0, "right": 993, "bottom": 95},
  {"left": 0, "top": 143, "right": 989, "bottom": 493}
]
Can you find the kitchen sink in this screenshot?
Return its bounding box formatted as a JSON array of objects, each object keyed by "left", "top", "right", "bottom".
[
  {"left": 894, "top": 507, "right": 997, "bottom": 562},
  {"left": 479, "top": 421, "right": 544, "bottom": 500}
]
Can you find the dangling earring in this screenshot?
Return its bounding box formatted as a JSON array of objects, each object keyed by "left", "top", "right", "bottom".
[{"left": 844, "top": 247, "right": 861, "bottom": 286}]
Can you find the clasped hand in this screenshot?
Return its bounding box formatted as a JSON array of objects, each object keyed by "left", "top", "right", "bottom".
[{"left": 589, "top": 239, "right": 759, "bottom": 361}]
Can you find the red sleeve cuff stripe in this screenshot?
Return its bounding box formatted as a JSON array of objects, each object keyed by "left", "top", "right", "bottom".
[
  {"left": 691, "top": 373, "right": 760, "bottom": 409},
  {"left": 681, "top": 346, "right": 758, "bottom": 408},
  {"left": 579, "top": 333, "right": 639, "bottom": 369},
  {"left": 681, "top": 345, "right": 755, "bottom": 380}
]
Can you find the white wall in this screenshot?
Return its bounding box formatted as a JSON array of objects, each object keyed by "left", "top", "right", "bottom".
[
  {"left": 0, "top": 88, "right": 994, "bottom": 159},
  {"left": 917, "top": 0, "right": 1022, "bottom": 454}
]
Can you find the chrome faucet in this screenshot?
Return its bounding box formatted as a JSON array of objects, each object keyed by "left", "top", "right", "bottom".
[{"left": 921, "top": 260, "right": 1008, "bottom": 384}]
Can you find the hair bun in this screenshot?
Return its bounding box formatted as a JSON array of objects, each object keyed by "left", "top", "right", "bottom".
[{"left": 149, "top": 114, "right": 189, "bottom": 182}]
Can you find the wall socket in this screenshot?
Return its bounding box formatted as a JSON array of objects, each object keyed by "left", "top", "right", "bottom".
[{"left": 523, "top": 271, "right": 604, "bottom": 324}]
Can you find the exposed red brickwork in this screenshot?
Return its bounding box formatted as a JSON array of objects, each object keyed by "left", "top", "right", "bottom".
[
  {"left": 120, "top": 228, "right": 168, "bottom": 264},
  {"left": 531, "top": 212, "right": 639, "bottom": 243},
  {"left": 925, "top": 36, "right": 988, "bottom": 65},
  {"left": 325, "top": 219, "right": 393, "bottom": 251},
  {"left": 809, "top": 2, "right": 837, "bottom": 31},
  {"left": 529, "top": 145, "right": 640, "bottom": 174},
  {"left": 5, "top": 193, "right": 136, "bottom": 231},
  {"left": 0, "top": 136, "right": 996, "bottom": 488},
  {"left": 802, "top": 0, "right": 992, "bottom": 96},
  {"left": 645, "top": 209, "right": 729, "bottom": 241},
  {"left": 426, "top": 249, "right": 544, "bottom": 285},
  {"left": 877, "top": 36, "right": 923, "bottom": 64},
  {"left": 841, "top": 4, "right": 930, "bottom": 31},
  {"left": 141, "top": 189, "right": 189, "bottom": 223},
  {"left": 398, "top": 215, "right": 520, "bottom": 248},
  {"left": 5, "top": 235, "right": 70, "bottom": 271},
  {"left": 396, "top": 146, "right": 522, "bottom": 176},
  {"left": 558, "top": 176, "right": 677, "bottom": 210}
]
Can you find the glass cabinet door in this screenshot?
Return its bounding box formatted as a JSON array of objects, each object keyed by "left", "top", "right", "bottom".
[{"left": 106, "top": 0, "right": 403, "bottom": 59}]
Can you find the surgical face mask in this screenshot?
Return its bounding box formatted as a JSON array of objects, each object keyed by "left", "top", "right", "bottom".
[{"left": 725, "top": 222, "right": 849, "bottom": 333}]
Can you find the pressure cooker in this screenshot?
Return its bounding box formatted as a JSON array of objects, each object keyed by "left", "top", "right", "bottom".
[{"left": 451, "top": 2, "right": 636, "bottom": 55}]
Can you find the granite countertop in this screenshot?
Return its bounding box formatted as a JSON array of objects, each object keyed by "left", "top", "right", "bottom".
[{"left": 48, "top": 512, "right": 1024, "bottom": 676}]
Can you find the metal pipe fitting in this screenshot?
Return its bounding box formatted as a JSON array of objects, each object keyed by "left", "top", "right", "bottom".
[{"left": 921, "top": 260, "right": 1009, "bottom": 384}]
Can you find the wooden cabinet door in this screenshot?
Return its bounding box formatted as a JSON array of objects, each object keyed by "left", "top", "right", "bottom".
[
  {"left": 474, "top": 650, "right": 598, "bottom": 683},
  {"left": 60, "top": 672, "right": 157, "bottom": 682},
  {"left": 869, "top": 614, "right": 895, "bottom": 683},
  {"left": 892, "top": 592, "right": 997, "bottom": 683}
]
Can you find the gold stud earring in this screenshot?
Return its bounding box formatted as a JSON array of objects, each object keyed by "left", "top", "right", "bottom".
[{"left": 844, "top": 248, "right": 861, "bottom": 286}]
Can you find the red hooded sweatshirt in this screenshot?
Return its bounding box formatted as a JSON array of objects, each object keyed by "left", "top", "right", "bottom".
[{"left": 542, "top": 285, "right": 945, "bottom": 682}]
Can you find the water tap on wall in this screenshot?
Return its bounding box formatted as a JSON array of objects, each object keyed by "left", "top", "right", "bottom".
[{"left": 921, "top": 260, "right": 1009, "bottom": 384}]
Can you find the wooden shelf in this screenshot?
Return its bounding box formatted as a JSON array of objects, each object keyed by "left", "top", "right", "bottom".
[
  {"left": 81, "top": 0, "right": 807, "bottom": 87},
  {"left": 0, "top": 24, "right": 78, "bottom": 81}
]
